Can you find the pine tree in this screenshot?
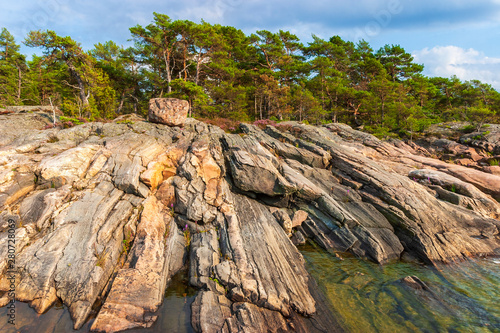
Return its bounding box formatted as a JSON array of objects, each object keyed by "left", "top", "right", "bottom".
[
  {"left": 0, "top": 28, "right": 27, "bottom": 106},
  {"left": 24, "top": 30, "right": 117, "bottom": 118}
]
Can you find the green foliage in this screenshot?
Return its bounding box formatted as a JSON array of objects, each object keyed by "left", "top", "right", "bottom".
[
  {"left": 122, "top": 231, "right": 132, "bottom": 254},
  {"left": 182, "top": 224, "right": 191, "bottom": 248},
  {"left": 0, "top": 18, "right": 496, "bottom": 135},
  {"left": 489, "top": 159, "right": 499, "bottom": 166},
  {"left": 93, "top": 244, "right": 108, "bottom": 267},
  {"left": 24, "top": 30, "right": 117, "bottom": 118},
  {"left": 364, "top": 125, "right": 399, "bottom": 139},
  {"left": 375, "top": 44, "right": 424, "bottom": 82},
  {"left": 467, "top": 106, "right": 495, "bottom": 132},
  {"left": 460, "top": 124, "right": 476, "bottom": 133},
  {"left": 0, "top": 28, "right": 27, "bottom": 107},
  {"left": 209, "top": 276, "right": 224, "bottom": 287},
  {"left": 116, "top": 119, "right": 135, "bottom": 125}
]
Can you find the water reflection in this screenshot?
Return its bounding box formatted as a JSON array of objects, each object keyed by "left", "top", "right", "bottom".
[
  {"left": 2, "top": 247, "right": 499, "bottom": 333},
  {"left": 300, "top": 242, "right": 500, "bottom": 333}
]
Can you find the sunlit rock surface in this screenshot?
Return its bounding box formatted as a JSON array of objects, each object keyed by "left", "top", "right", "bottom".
[{"left": 0, "top": 113, "right": 499, "bottom": 332}]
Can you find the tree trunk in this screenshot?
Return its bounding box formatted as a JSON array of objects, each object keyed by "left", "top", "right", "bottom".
[
  {"left": 68, "top": 66, "right": 89, "bottom": 107},
  {"left": 49, "top": 97, "right": 56, "bottom": 125},
  {"left": 39, "top": 66, "right": 46, "bottom": 104},
  {"left": 254, "top": 94, "right": 257, "bottom": 118},
  {"left": 259, "top": 96, "right": 263, "bottom": 120},
  {"left": 116, "top": 91, "right": 126, "bottom": 114},
  {"left": 195, "top": 56, "right": 202, "bottom": 86},
  {"left": 164, "top": 51, "right": 172, "bottom": 94},
  {"left": 16, "top": 65, "right": 22, "bottom": 102},
  {"left": 129, "top": 95, "right": 139, "bottom": 114},
  {"left": 347, "top": 101, "right": 361, "bottom": 125},
  {"left": 183, "top": 45, "right": 188, "bottom": 80},
  {"left": 381, "top": 102, "right": 385, "bottom": 126}
]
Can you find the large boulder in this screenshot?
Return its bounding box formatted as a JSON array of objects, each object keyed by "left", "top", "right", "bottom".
[{"left": 148, "top": 98, "right": 189, "bottom": 126}]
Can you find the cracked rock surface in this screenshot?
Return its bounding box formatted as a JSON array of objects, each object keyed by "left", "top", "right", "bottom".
[{"left": 0, "top": 114, "right": 499, "bottom": 332}]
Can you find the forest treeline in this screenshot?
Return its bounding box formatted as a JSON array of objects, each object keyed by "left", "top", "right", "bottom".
[{"left": 1, "top": 13, "right": 499, "bottom": 137}]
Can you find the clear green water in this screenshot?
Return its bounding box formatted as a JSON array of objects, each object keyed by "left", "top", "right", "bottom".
[
  {"left": 1, "top": 246, "right": 499, "bottom": 333},
  {"left": 300, "top": 242, "right": 500, "bottom": 333}
]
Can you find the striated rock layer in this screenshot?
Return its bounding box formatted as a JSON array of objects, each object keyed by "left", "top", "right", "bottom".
[{"left": 0, "top": 114, "right": 499, "bottom": 332}]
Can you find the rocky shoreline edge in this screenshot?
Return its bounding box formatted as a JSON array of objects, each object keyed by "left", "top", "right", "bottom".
[{"left": 0, "top": 108, "right": 498, "bottom": 332}]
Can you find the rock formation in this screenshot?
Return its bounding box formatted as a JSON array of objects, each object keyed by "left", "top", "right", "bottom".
[
  {"left": 0, "top": 112, "right": 498, "bottom": 332},
  {"left": 148, "top": 98, "right": 190, "bottom": 126}
]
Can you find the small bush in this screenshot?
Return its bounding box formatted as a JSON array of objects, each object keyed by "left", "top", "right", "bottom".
[
  {"left": 47, "top": 136, "right": 59, "bottom": 143},
  {"left": 460, "top": 125, "right": 475, "bottom": 133},
  {"left": 275, "top": 123, "right": 292, "bottom": 132},
  {"left": 253, "top": 119, "right": 277, "bottom": 129},
  {"left": 489, "top": 159, "right": 499, "bottom": 166},
  {"left": 197, "top": 117, "right": 242, "bottom": 133},
  {"left": 94, "top": 244, "right": 108, "bottom": 267},
  {"left": 63, "top": 121, "right": 74, "bottom": 129},
  {"left": 182, "top": 224, "right": 191, "bottom": 248},
  {"left": 364, "top": 125, "right": 399, "bottom": 139},
  {"left": 43, "top": 123, "right": 57, "bottom": 130},
  {"left": 116, "top": 119, "right": 135, "bottom": 125},
  {"left": 60, "top": 116, "right": 84, "bottom": 125}
]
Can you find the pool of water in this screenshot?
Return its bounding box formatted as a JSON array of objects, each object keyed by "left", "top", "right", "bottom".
[
  {"left": 300, "top": 242, "right": 500, "bottom": 333},
  {"left": 0, "top": 268, "right": 197, "bottom": 333},
  {"left": 1, "top": 246, "right": 499, "bottom": 333}
]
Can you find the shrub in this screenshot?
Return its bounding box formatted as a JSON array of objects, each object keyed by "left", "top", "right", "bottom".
[
  {"left": 63, "top": 121, "right": 74, "bottom": 129},
  {"left": 460, "top": 124, "right": 476, "bottom": 133},
  {"left": 253, "top": 119, "right": 277, "bottom": 129},
  {"left": 60, "top": 116, "right": 85, "bottom": 128},
  {"left": 43, "top": 123, "right": 57, "bottom": 130},
  {"left": 364, "top": 125, "right": 399, "bottom": 139},
  {"left": 275, "top": 123, "right": 292, "bottom": 132},
  {"left": 116, "top": 119, "right": 135, "bottom": 125},
  {"left": 197, "top": 117, "right": 242, "bottom": 133}
]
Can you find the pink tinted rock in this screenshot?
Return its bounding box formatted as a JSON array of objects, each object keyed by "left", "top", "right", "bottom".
[
  {"left": 148, "top": 98, "right": 189, "bottom": 126},
  {"left": 291, "top": 210, "right": 308, "bottom": 228},
  {"left": 483, "top": 165, "right": 500, "bottom": 176}
]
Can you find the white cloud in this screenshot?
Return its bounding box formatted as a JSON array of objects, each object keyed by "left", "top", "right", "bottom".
[{"left": 413, "top": 46, "right": 500, "bottom": 90}]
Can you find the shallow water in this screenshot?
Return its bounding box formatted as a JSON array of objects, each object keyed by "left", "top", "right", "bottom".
[
  {"left": 1, "top": 246, "right": 499, "bottom": 333},
  {"left": 300, "top": 242, "right": 500, "bottom": 333},
  {"left": 0, "top": 268, "right": 197, "bottom": 333}
]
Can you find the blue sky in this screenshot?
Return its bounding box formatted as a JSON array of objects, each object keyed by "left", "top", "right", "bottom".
[{"left": 2, "top": 0, "right": 500, "bottom": 89}]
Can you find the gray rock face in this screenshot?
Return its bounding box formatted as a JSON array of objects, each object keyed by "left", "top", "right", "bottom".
[
  {"left": 0, "top": 112, "right": 52, "bottom": 146},
  {"left": 409, "top": 169, "right": 500, "bottom": 219},
  {"left": 0, "top": 112, "right": 498, "bottom": 332},
  {"left": 223, "top": 134, "right": 295, "bottom": 196},
  {"left": 148, "top": 98, "right": 189, "bottom": 126},
  {"left": 91, "top": 196, "right": 186, "bottom": 332},
  {"left": 460, "top": 131, "right": 500, "bottom": 154},
  {"left": 5, "top": 105, "right": 63, "bottom": 115}
]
